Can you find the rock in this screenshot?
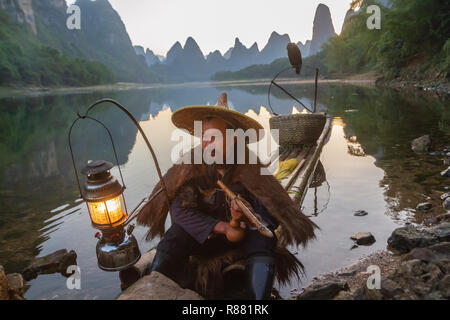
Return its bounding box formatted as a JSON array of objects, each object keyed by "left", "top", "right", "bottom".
[
  {"left": 444, "top": 158, "right": 450, "bottom": 166},
  {"left": 432, "top": 274, "right": 450, "bottom": 299},
  {"left": 416, "top": 202, "right": 432, "bottom": 211},
  {"left": 351, "top": 232, "right": 376, "bottom": 245},
  {"left": 333, "top": 290, "right": 355, "bottom": 300},
  {"left": 404, "top": 242, "right": 450, "bottom": 263},
  {"left": 411, "top": 135, "right": 431, "bottom": 153},
  {"left": 0, "top": 266, "right": 9, "bottom": 300},
  {"left": 429, "top": 151, "right": 441, "bottom": 156},
  {"left": 23, "top": 249, "right": 77, "bottom": 281},
  {"left": 117, "top": 271, "right": 204, "bottom": 300},
  {"left": 364, "top": 278, "right": 403, "bottom": 300},
  {"left": 6, "top": 273, "right": 24, "bottom": 300},
  {"left": 429, "top": 222, "right": 450, "bottom": 242},
  {"left": 443, "top": 198, "right": 450, "bottom": 210},
  {"left": 296, "top": 279, "right": 349, "bottom": 300},
  {"left": 437, "top": 213, "right": 450, "bottom": 222},
  {"left": 441, "top": 167, "right": 450, "bottom": 177},
  {"left": 354, "top": 210, "right": 368, "bottom": 216},
  {"left": 119, "top": 249, "right": 156, "bottom": 290},
  {"left": 387, "top": 225, "right": 439, "bottom": 254},
  {"left": 440, "top": 192, "right": 450, "bottom": 201}
]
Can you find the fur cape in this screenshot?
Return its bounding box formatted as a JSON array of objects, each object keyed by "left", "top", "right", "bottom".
[{"left": 137, "top": 147, "right": 318, "bottom": 248}]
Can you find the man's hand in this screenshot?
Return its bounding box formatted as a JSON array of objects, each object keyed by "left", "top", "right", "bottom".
[{"left": 213, "top": 221, "right": 228, "bottom": 235}]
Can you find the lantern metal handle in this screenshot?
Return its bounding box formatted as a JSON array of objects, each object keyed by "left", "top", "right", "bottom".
[{"left": 68, "top": 98, "right": 172, "bottom": 222}]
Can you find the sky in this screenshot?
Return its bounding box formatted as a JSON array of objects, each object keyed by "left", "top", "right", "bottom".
[{"left": 67, "top": 0, "right": 352, "bottom": 56}]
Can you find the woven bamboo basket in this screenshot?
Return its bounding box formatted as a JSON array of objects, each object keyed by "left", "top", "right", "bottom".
[{"left": 270, "top": 113, "right": 326, "bottom": 146}]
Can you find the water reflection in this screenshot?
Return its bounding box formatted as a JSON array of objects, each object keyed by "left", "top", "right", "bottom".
[{"left": 0, "top": 82, "right": 448, "bottom": 299}]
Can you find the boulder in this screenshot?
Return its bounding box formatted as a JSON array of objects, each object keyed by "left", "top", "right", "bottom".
[
  {"left": 351, "top": 232, "right": 376, "bottom": 245},
  {"left": 297, "top": 279, "right": 349, "bottom": 300},
  {"left": 23, "top": 249, "right": 77, "bottom": 281},
  {"left": 387, "top": 225, "right": 439, "bottom": 254},
  {"left": 411, "top": 135, "right": 431, "bottom": 153},
  {"left": 0, "top": 266, "right": 9, "bottom": 300},
  {"left": 117, "top": 271, "right": 204, "bottom": 300}
]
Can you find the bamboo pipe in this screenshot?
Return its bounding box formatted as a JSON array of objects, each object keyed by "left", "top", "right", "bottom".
[{"left": 217, "top": 180, "right": 274, "bottom": 242}]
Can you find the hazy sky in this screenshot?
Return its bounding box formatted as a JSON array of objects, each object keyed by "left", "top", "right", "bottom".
[{"left": 67, "top": 0, "right": 352, "bottom": 56}]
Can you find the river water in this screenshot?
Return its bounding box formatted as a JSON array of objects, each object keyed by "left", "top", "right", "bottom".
[{"left": 0, "top": 81, "right": 448, "bottom": 299}]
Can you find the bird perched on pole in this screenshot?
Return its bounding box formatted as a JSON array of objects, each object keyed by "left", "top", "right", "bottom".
[{"left": 287, "top": 42, "right": 302, "bottom": 75}]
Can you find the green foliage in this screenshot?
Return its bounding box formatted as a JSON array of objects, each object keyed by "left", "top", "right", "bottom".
[
  {"left": 0, "top": 10, "right": 115, "bottom": 87},
  {"left": 322, "top": 0, "right": 450, "bottom": 79}
]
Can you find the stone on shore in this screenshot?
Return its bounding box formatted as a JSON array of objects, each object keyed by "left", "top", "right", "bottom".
[
  {"left": 404, "top": 242, "right": 450, "bottom": 263},
  {"left": 440, "top": 192, "right": 450, "bottom": 201},
  {"left": 117, "top": 271, "right": 204, "bottom": 300},
  {"left": 351, "top": 232, "right": 376, "bottom": 245},
  {"left": 304, "top": 223, "right": 450, "bottom": 300},
  {"left": 0, "top": 266, "right": 9, "bottom": 300},
  {"left": 6, "top": 273, "right": 25, "bottom": 300},
  {"left": 441, "top": 167, "right": 450, "bottom": 177},
  {"left": 23, "top": 249, "right": 77, "bottom": 281},
  {"left": 416, "top": 202, "right": 432, "bottom": 211},
  {"left": 296, "top": 279, "right": 349, "bottom": 300},
  {"left": 429, "top": 222, "right": 450, "bottom": 241},
  {"left": 119, "top": 249, "right": 156, "bottom": 290},
  {"left": 0, "top": 266, "right": 26, "bottom": 300},
  {"left": 411, "top": 135, "right": 431, "bottom": 153},
  {"left": 387, "top": 225, "right": 439, "bottom": 254},
  {"left": 443, "top": 198, "right": 450, "bottom": 210}
]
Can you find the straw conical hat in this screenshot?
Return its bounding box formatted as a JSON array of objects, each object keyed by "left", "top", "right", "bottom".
[{"left": 171, "top": 93, "right": 264, "bottom": 141}]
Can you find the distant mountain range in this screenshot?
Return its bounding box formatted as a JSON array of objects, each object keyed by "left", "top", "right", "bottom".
[
  {"left": 135, "top": 3, "right": 337, "bottom": 81},
  {"left": 0, "top": 0, "right": 339, "bottom": 86},
  {"left": 0, "top": 0, "right": 159, "bottom": 84}
]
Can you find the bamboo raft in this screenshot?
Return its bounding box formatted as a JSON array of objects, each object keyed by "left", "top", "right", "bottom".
[{"left": 117, "top": 116, "right": 333, "bottom": 300}]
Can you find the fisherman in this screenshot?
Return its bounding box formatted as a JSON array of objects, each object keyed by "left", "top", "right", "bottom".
[{"left": 137, "top": 93, "right": 317, "bottom": 300}]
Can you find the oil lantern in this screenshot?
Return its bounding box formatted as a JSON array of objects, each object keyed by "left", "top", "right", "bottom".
[
  {"left": 68, "top": 99, "right": 171, "bottom": 273},
  {"left": 81, "top": 160, "right": 140, "bottom": 271}
]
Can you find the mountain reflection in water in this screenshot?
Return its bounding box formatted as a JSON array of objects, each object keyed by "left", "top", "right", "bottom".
[{"left": 0, "top": 82, "right": 448, "bottom": 299}]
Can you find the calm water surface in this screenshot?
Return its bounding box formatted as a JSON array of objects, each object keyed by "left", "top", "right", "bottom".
[{"left": 0, "top": 81, "right": 448, "bottom": 299}]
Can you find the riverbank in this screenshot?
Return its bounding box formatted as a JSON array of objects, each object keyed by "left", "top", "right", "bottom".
[
  {"left": 294, "top": 220, "right": 450, "bottom": 300},
  {"left": 326, "top": 71, "right": 450, "bottom": 96},
  {"left": 0, "top": 78, "right": 377, "bottom": 98}
]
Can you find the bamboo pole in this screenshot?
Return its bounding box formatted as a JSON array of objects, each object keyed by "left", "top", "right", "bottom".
[{"left": 287, "top": 117, "right": 332, "bottom": 204}]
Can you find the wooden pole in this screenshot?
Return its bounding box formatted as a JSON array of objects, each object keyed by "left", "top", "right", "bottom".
[{"left": 314, "top": 68, "right": 319, "bottom": 113}]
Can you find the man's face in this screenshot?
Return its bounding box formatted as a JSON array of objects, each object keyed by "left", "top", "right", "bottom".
[{"left": 201, "top": 117, "right": 231, "bottom": 164}]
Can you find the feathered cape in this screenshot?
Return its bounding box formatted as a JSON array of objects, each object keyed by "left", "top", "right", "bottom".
[{"left": 137, "top": 147, "right": 318, "bottom": 248}]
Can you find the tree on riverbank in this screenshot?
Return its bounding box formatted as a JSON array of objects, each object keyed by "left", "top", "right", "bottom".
[
  {"left": 0, "top": 10, "right": 115, "bottom": 87},
  {"left": 322, "top": 0, "right": 450, "bottom": 81}
]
